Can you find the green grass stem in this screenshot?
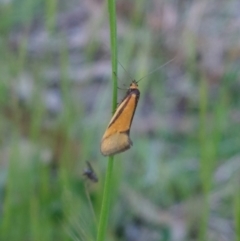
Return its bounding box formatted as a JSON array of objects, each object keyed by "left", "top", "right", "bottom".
[
  {"left": 234, "top": 175, "right": 240, "bottom": 241},
  {"left": 96, "top": 0, "right": 118, "bottom": 240}
]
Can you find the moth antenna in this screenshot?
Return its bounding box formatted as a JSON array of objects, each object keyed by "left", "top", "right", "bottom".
[
  {"left": 114, "top": 71, "right": 128, "bottom": 90},
  {"left": 137, "top": 56, "right": 176, "bottom": 83},
  {"left": 118, "top": 61, "right": 134, "bottom": 82}
]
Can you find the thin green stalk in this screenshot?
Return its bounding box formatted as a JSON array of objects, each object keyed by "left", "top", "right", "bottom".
[
  {"left": 96, "top": 159, "right": 114, "bottom": 241},
  {"left": 234, "top": 175, "right": 240, "bottom": 241},
  {"left": 45, "top": 0, "right": 57, "bottom": 33},
  {"left": 96, "top": 0, "right": 118, "bottom": 240},
  {"left": 108, "top": 0, "right": 118, "bottom": 108},
  {"left": 198, "top": 77, "right": 210, "bottom": 241}
]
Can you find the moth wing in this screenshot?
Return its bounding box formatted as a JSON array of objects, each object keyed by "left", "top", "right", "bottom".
[
  {"left": 100, "top": 85, "right": 139, "bottom": 156},
  {"left": 100, "top": 132, "right": 132, "bottom": 156}
]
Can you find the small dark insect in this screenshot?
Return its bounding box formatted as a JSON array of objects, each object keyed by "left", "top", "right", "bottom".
[{"left": 83, "top": 161, "right": 98, "bottom": 182}]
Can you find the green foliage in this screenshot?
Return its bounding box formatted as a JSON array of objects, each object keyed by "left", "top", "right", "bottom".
[{"left": 0, "top": 0, "right": 239, "bottom": 241}]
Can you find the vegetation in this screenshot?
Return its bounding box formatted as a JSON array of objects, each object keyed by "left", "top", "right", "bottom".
[{"left": 0, "top": 0, "right": 239, "bottom": 241}]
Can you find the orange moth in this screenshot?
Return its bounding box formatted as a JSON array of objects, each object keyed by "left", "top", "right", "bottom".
[
  {"left": 100, "top": 57, "right": 175, "bottom": 156},
  {"left": 100, "top": 80, "right": 140, "bottom": 156}
]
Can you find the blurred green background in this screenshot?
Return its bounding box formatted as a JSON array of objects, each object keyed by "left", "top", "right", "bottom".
[{"left": 0, "top": 0, "right": 239, "bottom": 240}]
